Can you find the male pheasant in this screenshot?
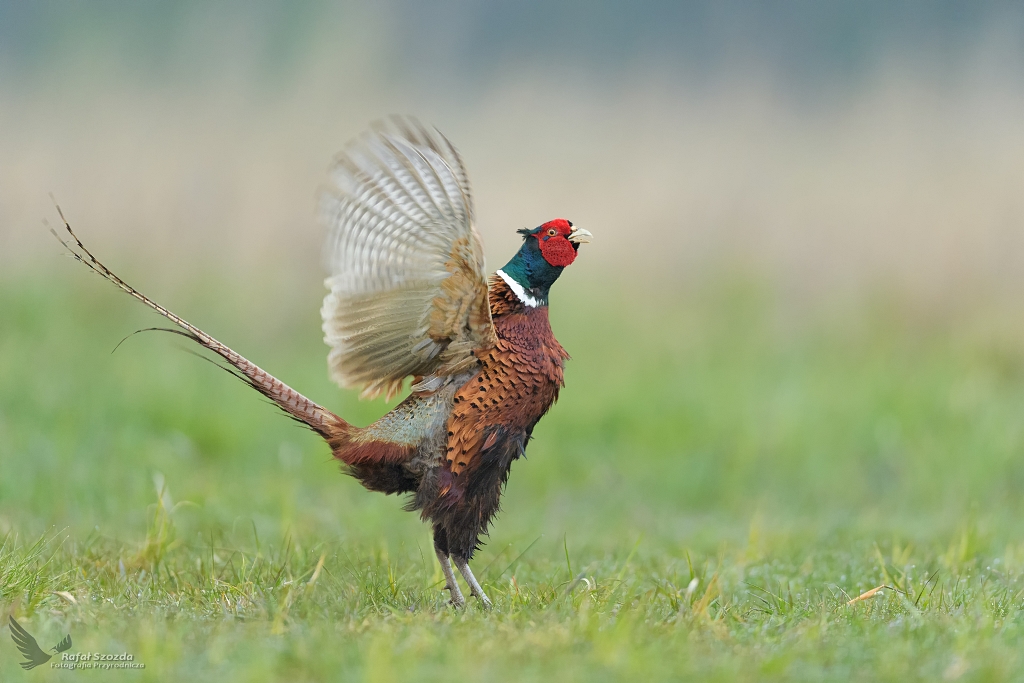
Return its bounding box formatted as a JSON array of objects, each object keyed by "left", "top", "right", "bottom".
[{"left": 56, "top": 118, "right": 591, "bottom": 608}]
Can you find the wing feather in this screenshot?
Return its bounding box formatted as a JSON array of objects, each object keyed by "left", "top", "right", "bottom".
[
  {"left": 55, "top": 634, "right": 72, "bottom": 653},
  {"left": 321, "top": 117, "right": 494, "bottom": 400},
  {"left": 8, "top": 617, "right": 50, "bottom": 667}
]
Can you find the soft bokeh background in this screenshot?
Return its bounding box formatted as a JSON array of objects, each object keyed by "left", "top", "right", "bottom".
[
  {"left": 4, "top": 2, "right": 1024, "bottom": 296},
  {"left": 5, "top": 3, "right": 1024, "bottom": 680}
]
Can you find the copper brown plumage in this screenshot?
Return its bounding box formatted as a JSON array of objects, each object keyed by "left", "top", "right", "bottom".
[
  {"left": 56, "top": 117, "right": 591, "bottom": 608},
  {"left": 445, "top": 276, "right": 569, "bottom": 478}
]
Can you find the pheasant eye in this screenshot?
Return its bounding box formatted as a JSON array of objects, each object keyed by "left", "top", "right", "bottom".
[{"left": 547, "top": 229, "right": 557, "bottom": 237}]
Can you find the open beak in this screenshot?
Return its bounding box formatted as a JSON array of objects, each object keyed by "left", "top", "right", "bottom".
[{"left": 568, "top": 226, "right": 593, "bottom": 244}]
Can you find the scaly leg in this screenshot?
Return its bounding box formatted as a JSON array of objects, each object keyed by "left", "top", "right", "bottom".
[
  {"left": 453, "top": 555, "right": 492, "bottom": 609},
  {"left": 435, "top": 548, "right": 465, "bottom": 608}
]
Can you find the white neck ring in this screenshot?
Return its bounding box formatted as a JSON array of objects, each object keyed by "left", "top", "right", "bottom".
[{"left": 496, "top": 269, "right": 539, "bottom": 307}]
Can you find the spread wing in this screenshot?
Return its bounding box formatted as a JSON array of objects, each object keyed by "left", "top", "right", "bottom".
[
  {"left": 8, "top": 617, "right": 52, "bottom": 669},
  {"left": 54, "top": 634, "right": 72, "bottom": 653},
  {"left": 321, "top": 117, "right": 495, "bottom": 400}
]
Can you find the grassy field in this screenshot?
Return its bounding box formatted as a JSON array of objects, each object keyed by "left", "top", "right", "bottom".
[{"left": 4, "top": 267, "right": 1024, "bottom": 681}]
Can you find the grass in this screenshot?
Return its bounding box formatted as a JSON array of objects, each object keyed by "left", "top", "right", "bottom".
[{"left": 4, "top": 266, "right": 1024, "bottom": 681}]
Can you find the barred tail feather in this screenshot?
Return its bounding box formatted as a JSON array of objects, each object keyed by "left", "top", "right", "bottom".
[{"left": 52, "top": 207, "right": 349, "bottom": 442}]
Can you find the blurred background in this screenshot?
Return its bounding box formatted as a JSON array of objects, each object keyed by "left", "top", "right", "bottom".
[
  {"left": 4, "top": 1, "right": 1024, "bottom": 296},
  {"left": 4, "top": 1, "right": 1024, "bottom": 547}
]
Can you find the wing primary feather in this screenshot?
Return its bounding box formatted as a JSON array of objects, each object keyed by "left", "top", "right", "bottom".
[
  {"left": 8, "top": 617, "right": 50, "bottom": 666},
  {"left": 321, "top": 118, "right": 494, "bottom": 399},
  {"left": 385, "top": 136, "right": 462, "bottom": 225},
  {"left": 55, "top": 634, "right": 73, "bottom": 653}
]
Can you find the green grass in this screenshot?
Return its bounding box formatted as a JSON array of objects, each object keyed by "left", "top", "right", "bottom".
[{"left": 4, "top": 268, "right": 1024, "bottom": 681}]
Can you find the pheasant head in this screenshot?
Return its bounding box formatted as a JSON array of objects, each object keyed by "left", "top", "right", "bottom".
[{"left": 496, "top": 219, "right": 592, "bottom": 307}]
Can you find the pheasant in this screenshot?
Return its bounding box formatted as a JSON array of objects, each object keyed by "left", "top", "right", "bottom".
[{"left": 55, "top": 118, "right": 591, "bottom": 608}]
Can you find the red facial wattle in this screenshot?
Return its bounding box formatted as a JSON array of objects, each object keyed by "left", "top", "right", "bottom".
[{"left": 536, "top": 219, "right": 578, "bottom": 267}]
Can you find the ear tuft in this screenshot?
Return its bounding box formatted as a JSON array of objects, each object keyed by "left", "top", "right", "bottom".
[{"left": 516, "top": 227, "right": 533, "bottom": 238}]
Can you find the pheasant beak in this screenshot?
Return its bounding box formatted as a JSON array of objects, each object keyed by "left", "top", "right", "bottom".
[{"left": 567, "top": 226, "right": 593, "bottom": 244}]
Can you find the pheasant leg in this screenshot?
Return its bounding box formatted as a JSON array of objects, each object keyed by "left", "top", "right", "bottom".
[
  {"left": 435, "top": 548, "right": 465, "bottom": 608},
  {"left": 453, "top": 555, "right": 492, "bottom": 609}
]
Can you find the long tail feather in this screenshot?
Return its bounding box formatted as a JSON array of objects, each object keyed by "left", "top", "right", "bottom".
[{"left": 51, "top": 206, "right": 348, "bottom": 441}]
